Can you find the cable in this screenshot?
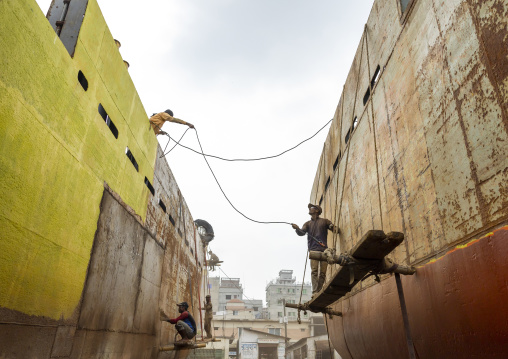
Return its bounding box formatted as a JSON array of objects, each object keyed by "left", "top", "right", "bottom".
[
  {"left": 194, "top": 132, "right": 333, "bottom": 245},
  {"left": 218, "top": 267, "right": 256, "bottom": 302},
  {"left": 194, "top": 128, "right": 292, "bottom": 225},
  {"left": 162, "top": 119, "right": 333, "bottom": 160},
  {"left": 160, "top": 127, "right": 190, "bottom": 158}
]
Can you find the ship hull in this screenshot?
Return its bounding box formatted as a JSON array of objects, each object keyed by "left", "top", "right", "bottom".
[{"left": 326, "top": 226, "right": 508, "bottom": 359}]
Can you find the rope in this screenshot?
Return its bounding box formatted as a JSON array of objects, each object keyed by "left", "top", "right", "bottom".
[
  {"left": 162, "top": 119, "right": 332, "bottom": 160},
  {"left": 297, "top": 249, "right": 309, "bottom": 324},
  {"left": 364, "top": 25, "right": 384, "bottom": 229},
  {"left": 160, "top": 127, "right": 190, "bottom": 158},
  {"left": 324, "top": 315, "right": 335, "bottom": 359},
  {"left": 187, "top": 272, "right": 197, "bottom": 344},
  {"left": 193, "top": 129, "right": 292, "bottom": 225},
  {"left": 193, "top": 226, "right": 204, "bottom": 341}
]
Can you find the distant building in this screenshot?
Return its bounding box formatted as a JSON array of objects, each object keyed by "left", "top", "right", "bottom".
[
  {"left": 238, "top": 328, "right": 287, "bottom": 359},
  {"left": 266, "top": 270, "right": 312, "bottom": 321},
  {"left": 219, "top": 278, "right": 244, "bottom": 311},
  {"left": 285, "top": 334, "right": 339, "bottom": 359},
  {"left": 209, "top": 276, "right": 221, "bottom": 314},
  {"left": 209, "top": 277, "right": 263, "bottom": 318},
  {"left": 243, "top": 299, "right": 263, "bottom": 319}
]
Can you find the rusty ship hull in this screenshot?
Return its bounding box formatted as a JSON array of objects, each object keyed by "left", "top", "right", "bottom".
[{"left": 309, "top": 0, "right": 508, "bottom": 358}]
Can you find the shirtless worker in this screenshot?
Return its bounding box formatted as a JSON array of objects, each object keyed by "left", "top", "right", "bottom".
[
  {"left": 149, "top": 109, "right": 194, "bottom": 135},
  {"left": 204, "top": 295, "right": 213, "bottom": 338},
  {"left": 292, "top": 204, "right": 338, "bottom": 295}
]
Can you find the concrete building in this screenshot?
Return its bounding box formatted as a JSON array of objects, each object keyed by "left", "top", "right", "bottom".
[
  {"left": 265, "top": 270, "right": 312, "bottom": 321},
  {"left": 219, "top": 278, "right": 244, "bottom": 311},
  {"left": 238, "top": 328, "right": 287, "bottom": 359},
  {"left": 243, "top": 299, "right": 263, "bottom": 318},
  {"left": 285, "top": 335, "right": 339, "bottom": 359},
  {"left": 209, "top": 276, "right": 221, "bottom": 314},
  {"left": 211, "top": 315, "right": 312, "bottom": 346}
]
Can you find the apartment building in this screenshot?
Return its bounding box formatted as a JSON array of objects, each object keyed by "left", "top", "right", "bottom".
[{"left": 265, "top": 270, "right": 312, "bottom": 321}]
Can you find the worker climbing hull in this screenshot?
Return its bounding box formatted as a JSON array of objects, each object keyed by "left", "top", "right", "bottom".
[
  {"left": 0, "top": 0, "right": 207, "bottom": 358},
  {"left": 309, "top": 0, "right": 508, "bottom": 358}
]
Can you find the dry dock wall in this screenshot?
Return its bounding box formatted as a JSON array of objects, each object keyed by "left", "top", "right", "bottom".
[
  {"left": 0, "top": 0, "right": 205, "bottom": 357},
  {"left": 310, "top": 0, "right": 508, "bottom": 358}
]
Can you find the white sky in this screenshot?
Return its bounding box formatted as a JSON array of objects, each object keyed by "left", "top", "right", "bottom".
[{"left": 35, "top": 0, "right": 375, "bottom": 304}]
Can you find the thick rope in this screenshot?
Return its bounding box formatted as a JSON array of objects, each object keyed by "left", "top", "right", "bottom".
[
  {"left": 160, "top": 127, "right": 190, "bottom": 158},
  {"left": 194, "top": 129, "right": 292, "bottom": 225},
  {"left": 364, "top": 25, "right": 384, "bottom": 229},
  {"left": 324, "top": 315, "right": 335, "bottom": 359},
  {"left": 162, "top": 119, "right": 332, "bottom": 161},
  {"left": 297, "top": 249, "right": 310, "bottom": 324}
]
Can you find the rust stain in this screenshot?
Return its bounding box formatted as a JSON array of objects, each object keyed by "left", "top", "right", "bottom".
[{"left": 419, "top": 224, "right": 507, "bottom": 267}]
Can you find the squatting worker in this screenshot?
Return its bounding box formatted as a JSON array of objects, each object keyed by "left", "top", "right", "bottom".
[
  {"left": 292, "top": 204, "right": 338, "bottom": 295},
  {"left": 149, "top": 109, "right": 194, "bottom": 135},
  {"left": 163, "top": 301, "right": 197, "bottom": 341}
]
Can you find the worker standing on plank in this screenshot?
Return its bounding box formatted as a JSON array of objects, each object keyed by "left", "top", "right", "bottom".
[
  {"left": 292, "top": 204, "right": 339, "bottom": 295},
  {"left": 149, "top": 109, "right": 194, "bottom": 135},
  {"left": 204, "top": 295, "right": 213, "bottom": 339},
  {"left": 161, "top": 302, "right": 197, "bottom": 342}
]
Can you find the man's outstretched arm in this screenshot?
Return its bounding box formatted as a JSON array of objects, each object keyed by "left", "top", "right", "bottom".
[
  {"left": 167, "top": 115, "right": 194, "bottom": 128},
  {"left": 291, "top": 223, "right": 307, "bottom": 236},
  {"left": 168, "top": 311, "right": 189, "bottom": 324}
]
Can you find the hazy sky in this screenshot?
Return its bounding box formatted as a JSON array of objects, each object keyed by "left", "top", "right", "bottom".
[{"left": 35, "top": 0, "right": 375, "bottom": 303}]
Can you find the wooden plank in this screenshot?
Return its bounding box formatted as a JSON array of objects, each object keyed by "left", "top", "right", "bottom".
[{"left": 306, "top": 230, "right": 404, "bottom": 310}]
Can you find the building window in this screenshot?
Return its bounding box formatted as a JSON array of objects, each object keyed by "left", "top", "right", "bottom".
[
  {"left": 234, "top": 295, "right": 238, "bottom": 299},
  {"left": 214, "top": 327, "right": 219, "bottom": 330},
  {"left": 278, "top": 312, "right": 283, "bottom": 318},
  {"left": 301, "top": 328, "right": 305, "bottom": 332},
  {"left": 125, "top": 147, "right": 139, "bottom": 172},
  {"left": 158, "top": 199, "right": 166, "bottom": 212},
  {"left": 324, "top": 176, "right": 331, "bottom": 192},
  {"left": 289, "top": 312, "right": 296, "bottom": 317},
  {"left": 78, "top": 70, "right": 88, "bottom": 91},
  {"left": 277, "top": 299, "right": 283, "bottom": 305},
  {"left": 363, "top": 65, "right": 381, "bottom": 105},
  {"left": 400, "top": 0, "right": 411, "bottom": 13},
  {"left": 98, "top": 104, "right": 119, "bottom": 139},
  {"left": 287, "top": 289, "right": 291, "bottom": 293},
  {"left": 269, "top": 328, "right": 281, "bottom": 336},
  {"left": 302, "top": 289, "right": 307, "bottom": 294},
  {"left": 277, "top": 288, "right": 282, "bottom": 293},
  {"left": 253, "top": 307, "right": 258, "bottom": 311},
  {"left": 226, "top": 295, "right": 231, "bottom": 300},
  {"left": 233, "top": 311, "right": 238, "bottom": 315},
  {"left": 144, "top": 177, "right": 155, "bottom": 196}
]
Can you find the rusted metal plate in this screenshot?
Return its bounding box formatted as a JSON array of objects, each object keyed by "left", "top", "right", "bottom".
[
  {"left": 78, "top": 190, "right": 163, "bottom": 334},
  {"left": 309, "top": 0, "right": 508, "bottom": 356},
  {"left": 327, "top": 227, "right": 508, "bottom": 359}
]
